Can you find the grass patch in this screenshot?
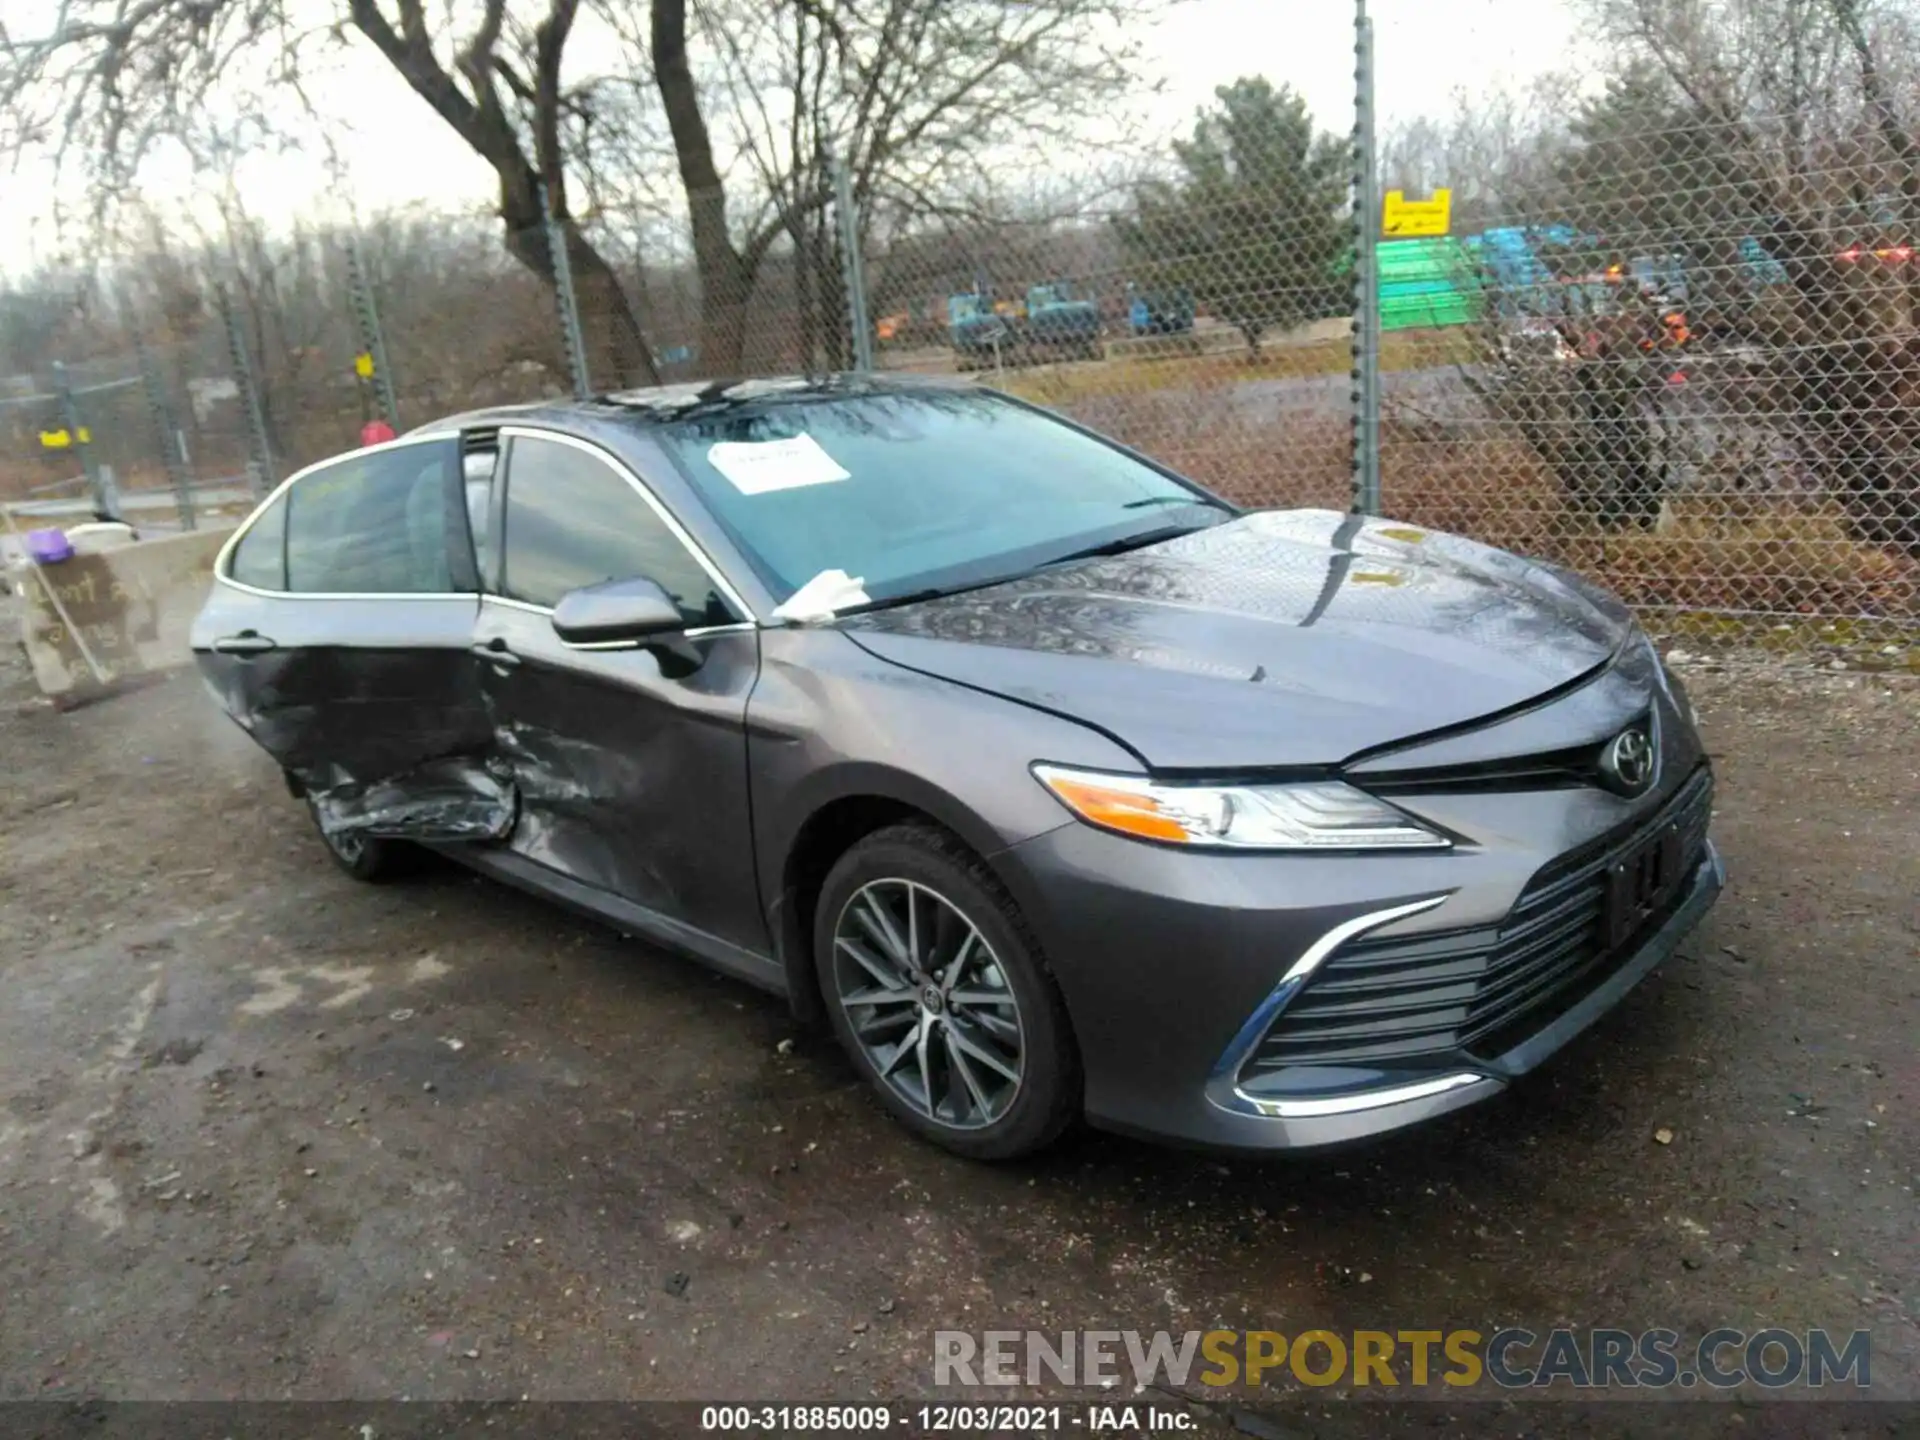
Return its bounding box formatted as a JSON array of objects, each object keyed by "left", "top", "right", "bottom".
[
  {"left": 1031, "top": 382, "right": 1920, "bottom": 637},
  {"left": 1384, "top": 433, "right": 1919, "bottom": 623},
  {"left": 1647, "top": 610, "right": 1920, "bottom": 665}
]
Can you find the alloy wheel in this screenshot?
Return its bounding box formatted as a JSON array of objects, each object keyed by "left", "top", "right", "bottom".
[{"left": 830, "top": 878, "right": 1026, "bottom": 1130}]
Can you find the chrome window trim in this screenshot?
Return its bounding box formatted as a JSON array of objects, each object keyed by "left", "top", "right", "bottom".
[
  {"left": 212, "top": 432, "right": 477, "bottom": 603},
  {"left": 482, "top": 594, "right": 553, "bottom": 618},
  {"left": 209, "top": 426, "right": 758, "bottom": 622},
  {"left": 495, "top": 425, "right": 756, "bottom": 624}
]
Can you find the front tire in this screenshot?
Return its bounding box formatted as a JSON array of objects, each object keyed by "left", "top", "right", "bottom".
[{"left": 814, "top": 823, "right": 1079, "bottom": 1160}]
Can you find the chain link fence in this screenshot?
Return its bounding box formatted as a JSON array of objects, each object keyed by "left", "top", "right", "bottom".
[
  {"left": 1374, "top": 99, "right": 1920, "bottom": 646},
  {"left": 1, "top": 329, "right": 269, "bottom": 537},
  {"left": 4, "top": 11, "right": 1918, "bottom": 656}
]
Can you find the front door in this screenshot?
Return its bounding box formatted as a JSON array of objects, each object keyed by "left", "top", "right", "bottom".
[
  {"left": 471, "top": 428, "right": 765, "bottom": 955},
  {"left": 191, "top": 436, "right": 506, "bottom": 841}
]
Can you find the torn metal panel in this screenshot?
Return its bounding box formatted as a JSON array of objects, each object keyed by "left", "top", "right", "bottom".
[
  {"left": 207, "top": 642, "right": 497, "bottom": 786},
  {"left": 306, "top": 758, "right": 517, "bottom": 843}
]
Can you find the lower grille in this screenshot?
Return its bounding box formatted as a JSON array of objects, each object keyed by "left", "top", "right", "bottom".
[{"left": 1243, "top": 767, "right": 1714, "bottom": 1077}]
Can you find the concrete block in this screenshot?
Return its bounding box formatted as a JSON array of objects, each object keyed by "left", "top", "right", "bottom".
[{"left": 12, "top": 527, "right": 234, "bottom": 702}]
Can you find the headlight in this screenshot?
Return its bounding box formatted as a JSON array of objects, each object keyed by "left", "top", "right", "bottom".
[{"left": 1032, "top": 764, "right": 1451, "bottom": 851}]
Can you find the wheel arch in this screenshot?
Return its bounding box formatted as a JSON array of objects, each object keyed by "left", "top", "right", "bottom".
[{"left": 769, "top": 764, "right": 1022, "bottom": 1024}]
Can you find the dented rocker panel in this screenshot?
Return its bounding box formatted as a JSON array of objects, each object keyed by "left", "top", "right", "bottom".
[{"left": 307, "top": 758, "right": 518, "bottom": 843}]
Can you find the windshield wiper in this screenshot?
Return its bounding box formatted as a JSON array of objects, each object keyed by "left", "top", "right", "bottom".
[
  {"left": 834, "top": 572, "right": 1028, "bottom": 617},
  {"left": 1040, "top": 520, "right": 1215, "bottom": 569},
  {"left": 829, "top": 515, "right": 1222, "bottom": 617},
  {"left": 1122, "top": 494, "right": 1220, "bottom": 511},
  {"left": 834, "top": 586, "right": 951, "bottom": 617}
]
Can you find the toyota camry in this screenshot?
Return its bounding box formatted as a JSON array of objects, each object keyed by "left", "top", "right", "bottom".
[{"left": 192, "top": 375, "right": 1723, "bottom": 1159}]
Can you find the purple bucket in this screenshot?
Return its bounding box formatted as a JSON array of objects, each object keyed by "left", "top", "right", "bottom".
[{"left": 25, "top": 528, "right": 74, "bottom": 564}]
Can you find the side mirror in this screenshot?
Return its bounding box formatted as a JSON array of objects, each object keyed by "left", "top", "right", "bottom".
[{"left": 551, "top": 576, "right": 684, "bottom": 646}]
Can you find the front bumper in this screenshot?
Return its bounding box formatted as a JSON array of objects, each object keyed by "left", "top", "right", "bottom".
[
  {"left": 1202, "top": 840, "right": 1723, "bottom": 1149},
  {"left": 998, "top": 774, "right": 1724, "bottom": 1154}
]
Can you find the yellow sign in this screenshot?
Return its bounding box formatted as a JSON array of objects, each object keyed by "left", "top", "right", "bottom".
[
  {"left": 38, "top": 426, "right": 91, "bottom": 449},
  {"left": 1382, "top": 188, "right": 1452, "bottom": 237},
  {"left": 354, "top": 352, "right": 376, "bottom": 379}
]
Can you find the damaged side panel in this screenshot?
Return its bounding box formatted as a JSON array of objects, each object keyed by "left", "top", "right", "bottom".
[
  {"left": 472, "top": 611, "right": 768, "bottom": 957},
  {"left": 307, "top": 757, "right": 517, "bottom": 843},
  {"left": 193, "top": 589, "right": 516, "bottom": 845}
]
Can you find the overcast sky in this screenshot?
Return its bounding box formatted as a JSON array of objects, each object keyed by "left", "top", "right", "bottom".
[{"left": 2, "top": 0, "right": 1582, "bottom": 276}]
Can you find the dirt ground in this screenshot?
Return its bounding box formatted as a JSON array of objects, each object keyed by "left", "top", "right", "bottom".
[{"left": 0, "top": 627, "right": 1914, "bottom": 1433}]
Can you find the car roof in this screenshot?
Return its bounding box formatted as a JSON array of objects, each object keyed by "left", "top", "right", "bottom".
[{"left": 410, "top": 371, "right": 979, "bottom": 441}]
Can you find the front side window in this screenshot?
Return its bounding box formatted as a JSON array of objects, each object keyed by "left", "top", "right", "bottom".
[
  {"left": 284, "top": 440, "right": 463, "bottom": 594},
  {"left": 227, "top": 493, "right": 288, "bottom": 591},
  {"left": 499, "top": 434, "right": 732, "bottom": 626},
  {"left": 650, "top": 389, "right": 1230, "bottom": 607}
]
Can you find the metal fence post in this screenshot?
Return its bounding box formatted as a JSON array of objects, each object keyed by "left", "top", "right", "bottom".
[
  {"left": 542, "top": 185, "right": 593, "bottom": 399},
  {"left": 52, "top": 362, "right": 120, "bottom": 521},
  {"left": 828, "top": 150, "right": 876, "bottom": 373},
  {"left": 345, "top": 234, "right": 400, "bottom": 428},
  {"left": 216, "top": 279, "right": 276, "bottom": 498},
  {"left": 1351, "top": 0, "right": 1383, "bottom": 517},
  {"left": 131, "top": 327, "right": 197, "bottom": 531}
]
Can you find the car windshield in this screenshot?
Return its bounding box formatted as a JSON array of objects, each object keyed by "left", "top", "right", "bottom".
[{"left": 650, "top": 389, "right": 1231, "bottom": 608}]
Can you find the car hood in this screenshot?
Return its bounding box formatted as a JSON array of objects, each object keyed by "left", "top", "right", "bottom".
[{"left": 839, "top": 509, "right": 1631, "bottom": 770}]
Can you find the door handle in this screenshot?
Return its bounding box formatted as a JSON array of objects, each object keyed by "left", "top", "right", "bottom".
[
  {"left": 211, "top": 630, "right": 277, "bottom": 655},
  {"left": 472, "top": 638, "right": 521, "bottom": 668}
]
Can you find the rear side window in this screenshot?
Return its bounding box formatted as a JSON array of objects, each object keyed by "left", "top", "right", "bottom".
[
  {"left": 285, "top": 440, "right": 464, "bottom": 594},
  {"left": 499, "top": 434, "right": 733, "bottom": 625},
  {"left": 227, "top": 494, "right": 288, "bottom": 590}
]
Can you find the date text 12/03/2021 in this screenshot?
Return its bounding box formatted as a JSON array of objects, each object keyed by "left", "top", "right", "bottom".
[{"left": 698, "top": 1404, "right": 1195, "bottom": 1433}]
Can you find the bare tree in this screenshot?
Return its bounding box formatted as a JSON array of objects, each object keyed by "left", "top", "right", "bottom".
[
  {"left": 0, "top": 0, "right": 664, "bottom": 386},
  {"left": 608, "top": 0, "right": 1174, "bottom": 374},
  {"left": 3, "top": 0, "right": 1175, "bottom": 386}
]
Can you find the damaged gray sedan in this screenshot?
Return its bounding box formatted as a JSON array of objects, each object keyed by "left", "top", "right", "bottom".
[{"left": 194, "top": 375, "right": 1722, "bottom": 1160}]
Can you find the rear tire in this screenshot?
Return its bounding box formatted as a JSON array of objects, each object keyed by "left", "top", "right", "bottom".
[
  {"left": 814, "top": 823, "right": 1079, "bottom": 1160},
  {"left": 307, "top": 798, "right": 420, "bottom": 883}
]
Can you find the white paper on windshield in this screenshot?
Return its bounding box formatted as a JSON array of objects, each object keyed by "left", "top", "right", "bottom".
[
  {"left": 708, "top": 434, "right": 851, "bottom": 495},
  {"left": 772, "top": 568, "right": 869, "bottom": 623}
]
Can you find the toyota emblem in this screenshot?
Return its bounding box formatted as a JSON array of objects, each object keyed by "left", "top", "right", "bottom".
[{"left": 1600, "top": 723, "right": 1658, "bottom": 797}]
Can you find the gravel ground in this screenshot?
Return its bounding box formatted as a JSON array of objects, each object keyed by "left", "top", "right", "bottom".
[{"left": 0, "top": 629, "right": 1914, "bottom": 1433}]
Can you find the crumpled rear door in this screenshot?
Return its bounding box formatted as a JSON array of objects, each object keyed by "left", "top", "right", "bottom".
[{"left": 192, "top": 435, "right": 514, "bottom": 846}]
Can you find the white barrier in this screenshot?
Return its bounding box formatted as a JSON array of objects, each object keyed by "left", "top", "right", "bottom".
[{"left": 9, "top": 526, "right": 235, "bottom": 703}]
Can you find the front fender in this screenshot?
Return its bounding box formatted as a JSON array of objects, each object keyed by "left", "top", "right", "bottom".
[{"left": 746, "top": 627, "right": 1135, "bottom": 1016}]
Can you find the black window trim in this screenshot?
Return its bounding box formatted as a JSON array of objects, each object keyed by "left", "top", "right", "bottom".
[
  {"left": 213, "top": 433, "right": 477, "bottom": 602},
  {"left": 490, "top": 424, "right": 757, "bottom": 633},
  {"left": 459, "top": 427, "right": 505, "bottom": 594}
]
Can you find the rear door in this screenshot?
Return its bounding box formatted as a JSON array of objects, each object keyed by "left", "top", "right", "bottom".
[
  {"left": 192, "top": 436, "right": 509, "bottom": 841},
  {"left": 471, "top": 427, "right": 766, "bottom": 954}
]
